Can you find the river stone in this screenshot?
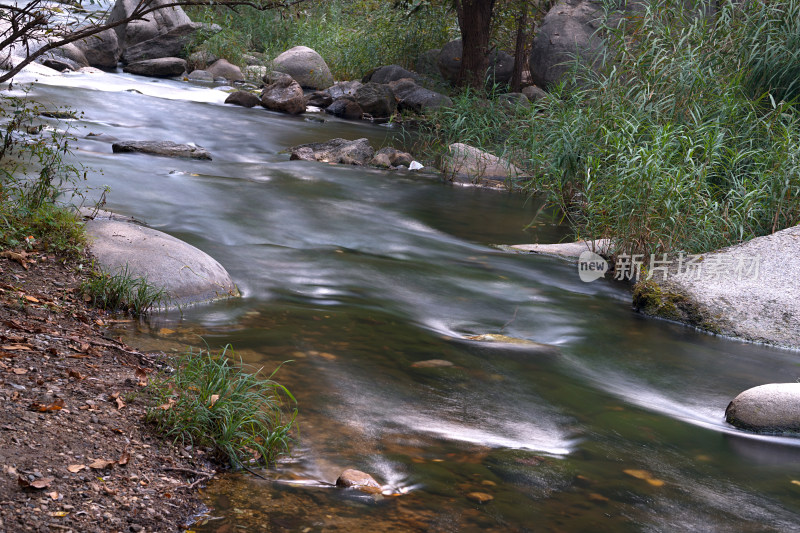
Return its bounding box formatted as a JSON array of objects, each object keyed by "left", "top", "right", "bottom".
[
  {"left": 354, "top": 82, "right": 396, "bottom": 118},
  {"left": 84, "top": 218, "right": 238, "bottom": 306},
  {"left": 272, "top": 45, "right": 334, "bottom": 90},
  {"left": 112, "top": 140, "right": 211, "bottom": 160},
  {"left": 206, "top": 59, "right": 244, "bottom": 82},
  {"left": 387, "top": 78, "right": 452, "bottom": 113},
  {"left": 289, "top": 138, "right": 374, "bottom": 166},
  {"left": 415, "top": 48, "right": 441, "bottom": 80},
  {"left": 224, "top": 90, "right": 261, "bottom": 108},
  {"left": 75, "top": 28, "right": 121, "bottom": 70},
  {"left": 440, "top": 143, "right": 524, "bottom": 185},
  {"left": 325, "top": 81, "right": 362, "bottom": 100},
  {"left": 507, "top": 239, "right": 612, "bottom": 261},
  {"left": 186, "top": 50, "right": 218, "bottom": 71},
  {"left": 261, "top": 77, "right": 305, "bottom": 115},
  {"left": 726, "top": 384, "right": 800, "bottom": 433},
  {"left": 499, "top": 92, "right": 531, "bottom": 110},
  {"left": 188, "top": 69, "right": 214, "bottom": 82},
  {"left": 123, "top": 57, "right": 186, "bottom": 78},
  {"left": 411, "top": 359, "right": 454, "bottom": 369},
  {"left": 108, "top": 0, "right": 192, "bottom": 50},
  {"left": 369, "top": 147, "right": 414, "bottom": 169},
  {"left": 522, "top": 85, "right": 548, "bottom": 102},
  {"left": 122, "top": 22, "right": 215, "bottom": 64},
  {"left": 335, "top": 469, "right": 382, "bottom": 494},
  {"left": 364, "top": 64, "right": 421, "bottom": 84},
  {"left": 325, "top": 98, "right": 363, "bottom": 120},
  {"left": 466, "top": 492, "right": 494, "bottom": 504},
  {"left": 305, "top": 91, "right": 333, "bottom": 108}
]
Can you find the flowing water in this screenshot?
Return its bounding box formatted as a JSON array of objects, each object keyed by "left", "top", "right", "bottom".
[{"left": 10, "top": 68, "right": 800, "bottom": 532}]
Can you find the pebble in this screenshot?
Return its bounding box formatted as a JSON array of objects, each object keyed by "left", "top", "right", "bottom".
[{"left": 466, "top": 492, "right": 494, "bottom": 504}]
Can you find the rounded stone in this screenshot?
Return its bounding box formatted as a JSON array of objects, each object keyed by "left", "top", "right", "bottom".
[
  {"left": 725, "top": 383, "right": 800, "bottom": 433},
  {"left": 466, "top": 492, "right": 494, "bottom": 504},
  {"left": 335, "top": 469, "right": 382, "bottom": 494},
  {"left": 272, "top": 46, "right": 334, "bottom": 90},
  {"left": 84, "top": 218, "right": 239, "bottom": 306}
]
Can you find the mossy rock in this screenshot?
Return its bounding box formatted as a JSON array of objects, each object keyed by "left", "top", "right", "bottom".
[{"left": 632, "top": 279, "right": 721, "bottom": 334}]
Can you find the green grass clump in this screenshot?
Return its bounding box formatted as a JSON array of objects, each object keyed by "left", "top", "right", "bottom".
[
  {"left": 146, "top": 346, "right": 296, "bottom": 468},
  {"left": 416, "top": 0, "right": 800, "bottom": 258},
  {"left": 80, "top": 264, "right": 167, "bottom": 316},
  {"left": 189, "top": 0, "right": 457, "bottom": 80}
]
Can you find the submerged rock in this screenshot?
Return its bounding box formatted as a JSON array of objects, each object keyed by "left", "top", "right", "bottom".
[
  {"left": 123, "top": 57, "right": 186, "bottom": 78},
  {"left": 224, "top": 90, "right": 261, "bottom": 108},
  {"left": 289, "top": 138, "right": 374, "bottom": 166},
  {"left": 411, "top": 359, "right": 454, "bottom": 369},
  {"left": 84, "top": 218, "right": 238, "bottom": 306},
  {"left": 325, "top": 98, "right": 363, "bottom": 120},
  {"left": 111, "top": 140, "right": 211, "bottom": 160},
  {"left": 726, "top": 384, "right": 800, "bottom": 433},
  {"left": 335, "top": 469, "right": 382, "bottom": 494}
]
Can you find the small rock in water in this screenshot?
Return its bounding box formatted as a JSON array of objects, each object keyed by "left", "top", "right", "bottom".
[
  {"left": 335, "top": 469, "right": 382, "bottom": 494},
  {"left": 466, "top": 492, "right": 494, "bottom": 504},
  {"left": 111, "top": 140, "right": 211, "bottom": 160},
  {"left": 411, "top": 359, "right": 454, "bottom": 369}
]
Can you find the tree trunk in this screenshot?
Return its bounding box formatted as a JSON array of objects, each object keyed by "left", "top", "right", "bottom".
[
  {"left": 510, "top": 0, "right": 529, "bottom": 92},
  {"left": 455, "top": 0, "right": 496, "bottom": 89}
]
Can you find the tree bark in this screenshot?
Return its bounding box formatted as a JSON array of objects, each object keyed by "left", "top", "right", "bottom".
[
  {"left": 510, "top": 0, "right": 529, "bottom": 92},
  {"left": 455, "top": 0, "right": 496, "bottom": 89}
]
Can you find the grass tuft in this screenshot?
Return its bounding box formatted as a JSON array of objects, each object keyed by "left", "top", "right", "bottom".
[
  {"left": 145, "top": 346, "right": 296, "bottom": 468},
  {"left": 80, "top": 264, "right": 167, "bottom": 316}
]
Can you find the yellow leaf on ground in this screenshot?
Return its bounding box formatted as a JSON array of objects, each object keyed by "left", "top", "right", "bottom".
[
  {"left": 208, "top": 394, "right": 220, "bottom": 407},
  {"left": 50, "top": 511, "right": 69, "bottom": 517},
  {"left": 623, "top": 469, "right": 664, "bottom": 487}
]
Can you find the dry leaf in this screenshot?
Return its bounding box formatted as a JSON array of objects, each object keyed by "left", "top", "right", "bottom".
[
  {"left": 12, "top": 368, "right": 27, "bottom": 375},
  {"left": 134, "top": 367, "right": 148, "bottom": 387},
  {"left": 50, "top": 511, "right": 69, "bottom": 518},
  {"left": 18, "top": 476, "right": 54, "bottom": 489},
  {"left": 1, "top": 251, "right": 31, "bottom": 269},
  {"left": 30, "top": 398, "right": 64, "bottom": 412},
  {"left": 67, "top": 464, "right": 86, "bottom": 473},
  {"left": 115, "top": 397, "right": 125, "bottom": 410},
  {"left": 208, "top": 394, "right": 220, "bottom": 408},
  {"left": 23, "top": 295, "right": 39, "bottom": 303},
  {"left": 67, "top": 369, "right": 83, "bottom": 380},
  {"left": 118, "top": 450, "right": 130, "bottom": 466},
  {"left": 88, "top": 458, "right": 115, "bottom": 470},
  {"left": 157, "top": 398, "right": 176, "bottom": 410},
  {"left": 46, "top": 491, "right": 60, "bottom": 500},
  {"left": 623, "top": 469, "right": 665, "bottom": 487}
]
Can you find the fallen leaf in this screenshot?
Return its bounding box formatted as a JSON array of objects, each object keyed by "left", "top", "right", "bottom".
[
  {"left": 67, "top": 464, "right": 86, "bottom": 473},
  {"left": 118, "top": 449, "right": 130, "bottom": 466},
  {"left": 46, "top": 491, "right": 60, "bottom": 500},
  {"left": 159, "top": 328, "right": 175, "bottom": 335},
  {"left": 12, "top": 368, "right": 27, "bottom": 375},
  {"left": 157, "top": 398, "right": 176, "bottom": 410},
  {"left": 67, "top": 369, "right": 83, "bottom": 380},
  {"left": 1, "top": 251, "right": 31, "bottom": 269},
  {"left": 623, "top": 469, "right": 665, "bottom": 487},
  {"left": 23, "top": 295, "right": 39, "bottom": 303},
  {"left": 50, "top": 511, "right": 69, "bottom": 517},
  {"left": 134, "top": 367, "right": 148, "bottom": 386},
  {"left": 115, "top": 397, "right": 125, "bottom": 410},
  {"left": 208, "top": 394, "right": 220, "bottom": 407},
  {"left": 30, "top": 398, "right": 64, "bottom": 412},
  {"left": 18, "top": 476, "right": 54, "bottom": 489},
  {"left": 88, "top": 459, "right": 115, "bottom": 470}
]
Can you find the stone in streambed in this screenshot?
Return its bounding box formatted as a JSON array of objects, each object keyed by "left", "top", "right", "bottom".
[
  {"left": 335, "top": 469, "right": 382, "bottom": 494},
  {"left": 411, "top": 359, "right": 454, "bottom": 369},
  {"left": 272, "top": 45, "right": 334, "bottom": 90},
  {"left": 123, "top": 57, "right": 186, "bottom": 78},
  {"left": 289, "top": 138, "right": 374, "bottom": 166},
  {"left": 466, "top": 492, "right": 494, "bottom": 504},
  {"left": 261, "top": 77, "right": 306, "bottom": 115},
  {"left": 370, "top": 147, "right": 414, "bottom": 169},
  {"left": 726, "top": 384, "right": 800, "bottom": 433},
  {"left": 225, "top": 91, "right": 261, "bottom": 108},
  {"left": 112, "top": 141, "right": 211, "bottom": 160},
  {"left": 84, "top": 217, "right": 238, "bottom": 306},
  {"left": 325, "top": 98, "right": 363, "bottom": 120}
]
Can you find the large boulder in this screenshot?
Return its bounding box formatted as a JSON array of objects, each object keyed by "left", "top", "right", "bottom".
[
  {"left": 108, "top": 0, "right": 192, "bottom": 50},
  {"left": 289, "top": 138, "right": 374, "bottom": 166},
  {"left": 305, "top": 91, "right": 334, "bottom": 108},
  {"left": 225, "top": 90, "right": 261, "bottom": 108},
  {"left": 122, "top": 22, "right": 213, "bottom": 63},
  {"left": 74, "top": 29, "right": 121, "bottom": 70},
  {"left": 364, "top": 64, "right": 420, "bottom": 84},
  {"left": 441, "top": 143, "right": 524, "bottom": 186},
  {"left": 111, "top": 140, "right": 211, "bottom": 160},
  {"left": 123, "top": 57, "right": 187, "bottom": 78},
  {"left": 325, "top": 98, "right": 363, "bottom": 120},
  {"left": 354, "top": 82, "right": 396, "bottom": 118},
  {"left": 271, "top": 46, "right": 334, "bottom": 90},
  {"left": 522, "top": 85, "right": 548, "bottom": 102},
  {"left": 261, "top": 77, "right": 305, "bottom": 115},
  {"left": 415, "top": 48, "right": 441, "bottom": 80},
  {"left": 48, "top": 43, "right": 89, "bottom": 69},
  {"left": 437, "top": 40, "right": 514, "bottom": 86},
  {"left": 324, "top": 81, "right": 362, "bottom": 100},
  {"left": 84, "top": 216, "right": 238, "bottom": 306},
  {"left": 726, "top": 384, "right": 800, "bottom": 433},
  {"left": 387, "top": 78, "right": 452, "bottom": 113},
  {"left": 186, "top": 50, "right": 218, "bottom": 72},
  {"left": 206, "top": 58, "right": 244, "bottom": 81}
]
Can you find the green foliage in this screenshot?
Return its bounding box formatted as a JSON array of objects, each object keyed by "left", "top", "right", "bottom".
[
  {"left": 0, "top": 89, "right": 91, "bottom": 255},
  {"left": 80, "top": 264, "right": 167, "bottom": 316},
  {"left": 189, "top": 0, "right": 458, "bottom": 80},
  {"left": 417, "top": 0, "right": 800, "bottom": 257},
  {"left": 146, "top": 346, "right": 296, "bottom": 468}
]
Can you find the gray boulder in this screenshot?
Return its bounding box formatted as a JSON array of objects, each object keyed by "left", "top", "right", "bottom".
[
  {"left": 370, "top": 147, "right": 414, "bottom": 168},
  {"left": 529, "top": 0, "right": 611, "bottom": 89},
  {"left": 325, "top": 98, "right": 363, "bottom": 120},
  {"left": 726, "top": 384, "right": 800, "bottom": 433},
  {"left": 305, "top": 91, "right": 333, "bottom": 108},
  {"left": 111, "top": 140, "right": 211, "bottom": 160},
  {"left": 498, "top": 92, "right": 531, "bottom": 110},
  {"left": 85, "top": 217, "right": 238, "bottom": 306},
  {"left": 40, "top": 55, "right": 81, "bottom": 72},
  {"left": 324, "top": 80, "right": 362, "bottom": 100},
  {"left": 272, "top": 45, "right": 334, "bottom": 90},
  {"left": 441, "top": 143, "right": 524, "bottom": 185},
  {"left": 354, "top": 82, "right": 396, "bottom": 118},
  {"left": 47, "top": 43, "right": 89, "bottom": 70},
  {"left": 415, "top": 48, "right": 441, "bottom": 79},
  {"left": 225, "top": 90, "right": 261, "bottom": 108},
  {"left": 387, "top": 78, "right": 452, "bottom": 113},
  {"left": 108, "top": 0, "right": 192, "bottom": 50},
  {"left": 261, "top": 77, "right": 305, "bottom": 115},
  {"left": 289, "top": 138, "right": 374, "bottom": 166},
  {"left": 122, "top": 22, "right": 214, "bottom": 63},
  {"left": 522, "top": 85, "right": 548, "bottom": 102},
  {"left": 438, "top": 40, "right": 514, "bottom": 86},
  {"left": 364, "top": 64, "right": 420, "bottom": 84},
  {"left": 123, "top": 57, "right": 186, "bottom": 77},
  {"left": 186, "top": 50, "right": 218, "bottom": 72},
  {"left": 187, "top": 69, "right": 214, "bottom": 81},
  {"left": 206, "top": 58, "right": 244, "bottom": 82},
  {"left": 75, "top": 28, "right": 121, "bottom": 70}
]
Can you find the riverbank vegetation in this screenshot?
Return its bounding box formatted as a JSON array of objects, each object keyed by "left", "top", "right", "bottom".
[{"left": 418, "top": 0, "right": 800, "bottom": 256}]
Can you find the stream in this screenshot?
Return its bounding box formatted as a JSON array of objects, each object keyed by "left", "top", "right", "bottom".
[{"left": 9, "top": 67, "right": 800, "bottom": 532}]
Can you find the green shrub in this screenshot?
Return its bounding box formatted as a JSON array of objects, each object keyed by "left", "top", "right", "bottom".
[{"left": 146, "top": 346, "right": 296, "bottom": 468}]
